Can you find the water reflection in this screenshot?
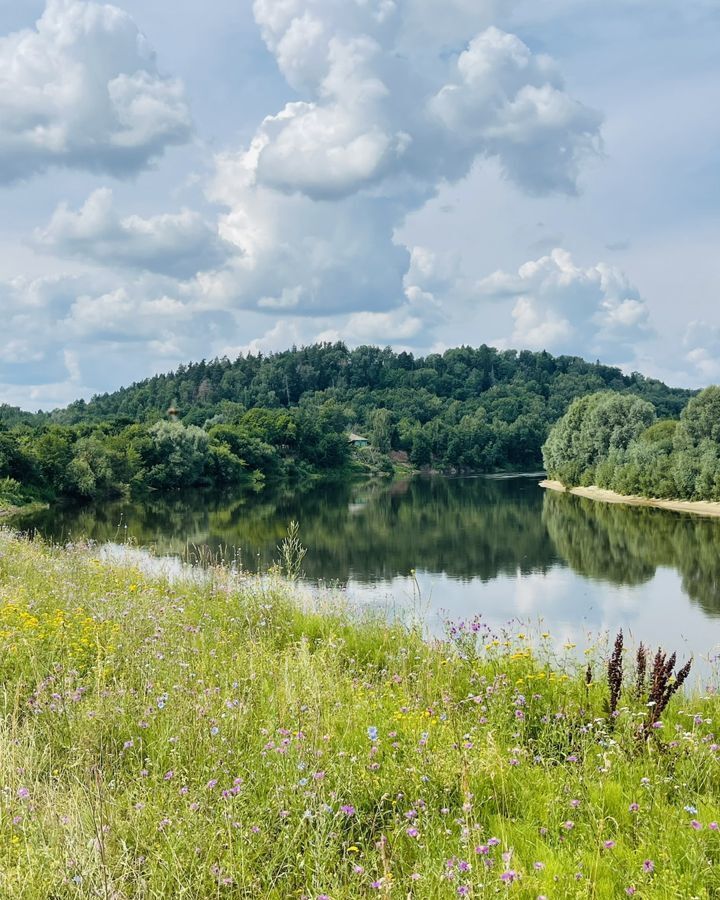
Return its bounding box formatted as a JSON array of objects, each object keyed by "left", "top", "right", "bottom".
[
  {"left": 543, "top": 491, "right": 720, "bottom": 617},
  {"left": 14, "top": 475, "right": 720, "bottom": 640},
  {"left": 21, "top": 476, "right": 559, "bottom": 583}
]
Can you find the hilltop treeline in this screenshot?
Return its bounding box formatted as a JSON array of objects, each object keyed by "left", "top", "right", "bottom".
[
  {"left": 1, "top": 343, "right": 692, "bottom": 507},
  {"left": 543, "top": 386, "right": 720, "bottom": 500}
]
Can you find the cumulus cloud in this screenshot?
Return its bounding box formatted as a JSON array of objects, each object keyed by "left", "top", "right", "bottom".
[
  {"left": 203, "top": 0, "right": 601, "bottom": 332},
  {"left": 0, "top": 1, "right": 607, "bottom": 406},
  {"left": 0, "top": 269, "right": 235, "bottom": 409},
  {"left": 0, "top": 0, "right": 191, "bottom": 183},
  {"left": 684, "top": 321, "right": 720, "bottom": 381},
  {"left": 477, "top": 248, "right": 652, "bottom": 359},
  {"left": 35, "top": 189, "right": 236, "bottom": 278}
]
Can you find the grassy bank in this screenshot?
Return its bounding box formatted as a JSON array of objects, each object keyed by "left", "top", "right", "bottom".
[{"left": 0, "top": 532, "right": 719, "bottom": 898}]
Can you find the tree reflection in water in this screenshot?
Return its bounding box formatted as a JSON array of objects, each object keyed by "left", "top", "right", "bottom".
[
  {"left": 16, "top": 475, "right": 720, "bottom": 618},
  {"left": 542, "top": 491, "right": 720, "bottom": 617}
]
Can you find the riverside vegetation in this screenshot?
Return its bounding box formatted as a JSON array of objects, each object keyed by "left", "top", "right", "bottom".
[
  {"left": 543, "top": 386, "right": 720, "bottom": 502},
  {"left": 0, "top": 343, "right": 691, "bottom": 512},
  {"left": 1, "top": 529, "right": 720, "bottom": 897}
]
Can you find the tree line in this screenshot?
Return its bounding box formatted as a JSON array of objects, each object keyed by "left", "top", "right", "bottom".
[
  {"left": 543, "top": 386, "right": 720, "bottom": 501},
  {"left": 1, "top": 343, "right": 693, "bottom": 508}
]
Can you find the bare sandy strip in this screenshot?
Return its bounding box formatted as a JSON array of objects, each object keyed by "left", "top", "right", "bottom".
[{"left": 540, "top": 479, "right": 720, "bottom": 519}]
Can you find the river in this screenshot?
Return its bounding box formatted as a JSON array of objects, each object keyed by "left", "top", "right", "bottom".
[{"left": 13, "top": 475, "right": 720, "bottom": 666}]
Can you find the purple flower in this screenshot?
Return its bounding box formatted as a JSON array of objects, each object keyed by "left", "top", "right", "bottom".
[
  {"left": 534, "top": 862, "right": 545, "bottom": 870},
  {"left": 500, "top": 870, "right": 518, "bottom": 883},
  {"left": 163, "top": 771, "right": 174, "bottom": 780},
  {"left": 488, "top": 837, "right": 500, "bottom": 846},
  {"left": 475, "top": 845, "right": 489, "bottom": 855},
  {"left": 457, "top": 887, "right": 469, "bottom": 896},
  {"left": 340, "top": 805, "right": 355, "bottom": 817},
  {"left": 562, "top": 820, "right": 575, "bottom": 830},
  {"left": 603, "top": 840, "right": 616, "bottom": 850},
  {"left": 406, "top": 827, "right": 419, "bottom": 838},
  {"left": 17, "top": 787, "right": 29, "bottom": 800},
  {"left": 629, "top": 802, "right": 639, "bottom": 812},
  {"left": 642, "top": 860, "right": 654, "bottom": 873},
  {"left": 691, "top": 819, "right": 702, "bottom": 830},
  {"left": 206, "top": 779, "right": 218, "bottom": 790}
]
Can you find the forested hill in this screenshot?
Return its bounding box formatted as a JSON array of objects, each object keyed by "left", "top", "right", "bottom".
[{"left": 49, "top": 343, "right": 690, "bottom": 471}]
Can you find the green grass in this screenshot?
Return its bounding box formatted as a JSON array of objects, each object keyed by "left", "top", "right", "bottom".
[{"left": 0, "top": 529, "right": 719, "bottom": 898}]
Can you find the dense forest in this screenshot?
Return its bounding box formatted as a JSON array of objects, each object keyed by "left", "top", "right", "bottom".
[
  {"left": 543, "top": 386, "right": 720, "bottom": 500},
  {"left": 1, "top": 342, "right": 693, "bottom": 509}
]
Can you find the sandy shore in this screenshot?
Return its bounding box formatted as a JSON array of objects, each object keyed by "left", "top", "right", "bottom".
[{"left": 540, "top": 479, "right": 720, "bottom": 519}]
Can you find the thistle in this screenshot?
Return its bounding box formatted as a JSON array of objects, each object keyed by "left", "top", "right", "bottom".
[
  {"left": 607, "top": 630, "right": 623, "bottom": 722},
  {"left": 635, "top": 643, "right": 647, "bottom": 699},
  {"left": 643, "top": 651, "right": 693, "bottom": 739}
]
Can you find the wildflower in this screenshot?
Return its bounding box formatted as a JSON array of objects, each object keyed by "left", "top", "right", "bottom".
[
  {"left": 626, "top": 888, "right": 636, "bottom": 896},
  {"left": 500, "top": 870, "right": 518, "bottom": 883},
  {"left": 457, "top": 887, "right": 469, "bottom": 896},
  {"left": 603, "top": 840, "right": 616, "bottom": 850},
  {"left": 367, "top": 726, "right": 378, "bottom": 742},
  {"left": 562, "top": 821, "right": 575, "bottom": 830},
  {"left": 340, "top": 805, "right": 355, "bottom": 816},
  {"left": 691, "top": 819, "right": 702, "bottom": 830},
  {"left": 407, "top": 827, "right": 419, "bottom": 838},
  {"left": 709, "top": 822, "right": 719, "bottom": 831},
  {"left": 475, "top": 845, "right": 489, "bottom": 855},
  {"left": 684, "top": 805, "right": 698, "bottom": 814},
  {"left": 488, "top": 837, "right": 500, "bottom": 846},
  {"left": 17, "top": 787, "right": 29, "bottom": 800},
  {"left": 163, "top": 770, "right": 174, "bottom": 780},
  {"left": 629, "top": 803, "right": 639, "bottom": 812},
  {"left": 534, "top": 862, "right": 545, "bottom": 870},
  {"left": 458, "top": 860, "right": 471, "bottom": 872},
  {"left": 353, "top": 865, "right": 364, "bottom": 875},
  {"left": 642, "top": 860, "right": 655, "bottom": 873},
  {"left": 206, "top": 779, "right": 218, "bottom": 790}
]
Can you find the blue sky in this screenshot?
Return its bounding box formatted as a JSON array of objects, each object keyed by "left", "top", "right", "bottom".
[{"left": 0, "top": 0, "right": 718, "bottom": 410}]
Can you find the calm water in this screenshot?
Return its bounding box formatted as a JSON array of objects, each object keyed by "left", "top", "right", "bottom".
[{"left": 14, "top": 476, "right": 720, "bottom": 664}]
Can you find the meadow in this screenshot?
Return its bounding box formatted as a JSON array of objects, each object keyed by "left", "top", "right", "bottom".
[{"left": 0, "top": 529, "right": 719, "bottom": 898}]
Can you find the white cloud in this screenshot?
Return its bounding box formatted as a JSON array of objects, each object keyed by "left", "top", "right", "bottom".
[
  {"left": 684, "top": 321, "right": 720, "bottom": 381},
  {"left": 429, "top": 27, "right": 602, "bottom": 194},
  {"left": 477, "top": 248, "right": 651, "bottom": 359},
  {"left": 202, "top": 1, "right": 601, "bottom": 341},
  {"left": 0, "top": 0, "right": 191, "bottom": 183},
  {"left": 35, "top": 189, "right": 235, "bottom": 278}
]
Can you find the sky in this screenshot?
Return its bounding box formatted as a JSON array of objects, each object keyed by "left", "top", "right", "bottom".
[{"left": 0, "top": 0, "right": 718, "bottom": 410}]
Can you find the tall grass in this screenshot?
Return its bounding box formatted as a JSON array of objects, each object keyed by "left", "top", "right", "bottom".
[{"left": 0, "top": 529, "right": 718, "bottom": 898}]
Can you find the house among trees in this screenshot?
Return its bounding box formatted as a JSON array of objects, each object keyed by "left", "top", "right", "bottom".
[{"left": 348, "top": 433, "right": 369, "bottom": 448}]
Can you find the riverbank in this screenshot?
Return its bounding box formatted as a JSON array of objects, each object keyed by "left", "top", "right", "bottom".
[
  {"left": 0, "top": 529, "right": 718, "bottom": 897},
  {"left": 541, "top": 479, "right": 720, "bottom": 519}
]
